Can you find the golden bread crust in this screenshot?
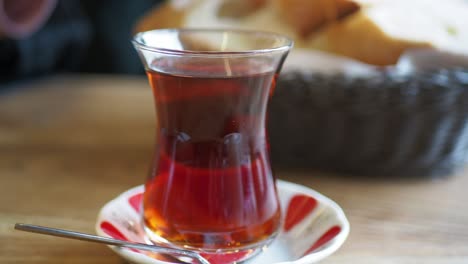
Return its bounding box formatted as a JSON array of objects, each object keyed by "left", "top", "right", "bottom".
[
  {"left": 307, "top": 12, "right": 432, "bottom": 66},
  {"left": 276, "top": 0, "right": 360, "bottom": 37},
  {"left": 134, "top": 2, "right": 187, "bottom": 33},
  {"left": 134, "top": 0, "right": 462, "bottom": 66}
]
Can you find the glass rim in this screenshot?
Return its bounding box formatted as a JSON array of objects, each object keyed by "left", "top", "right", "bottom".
[{"left": 132, "top": 28, "right": 293, "bottom": 57}]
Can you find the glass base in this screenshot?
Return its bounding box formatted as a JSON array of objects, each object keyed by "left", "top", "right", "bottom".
[{"left": 143, "top": 225, "right": 278, "bottom": 264}]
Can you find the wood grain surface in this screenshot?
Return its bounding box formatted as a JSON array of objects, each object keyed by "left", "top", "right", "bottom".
[{"left": 1, "top": 75, "right": 467, "bottom": 263}]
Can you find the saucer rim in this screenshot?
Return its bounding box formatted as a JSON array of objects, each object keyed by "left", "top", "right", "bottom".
[
  {"left": 273, "top": 180, "right": 350, "bottom": 264},
  {"left": 96, "top": 180, "right": 350, "bottom": 264}
]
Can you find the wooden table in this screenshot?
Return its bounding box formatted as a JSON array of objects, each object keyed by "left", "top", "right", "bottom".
[{"left": 1, "top": 75, "right": 467, "bottom": 264}]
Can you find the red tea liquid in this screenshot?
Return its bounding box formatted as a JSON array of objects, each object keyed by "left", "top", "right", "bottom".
[{"left": 143, "top": 61, "right": 281, "bottom": 250}]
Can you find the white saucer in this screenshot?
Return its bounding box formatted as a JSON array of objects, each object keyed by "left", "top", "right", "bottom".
[{"left": 96, "top": 180, "right": 349, "bottom": 264}]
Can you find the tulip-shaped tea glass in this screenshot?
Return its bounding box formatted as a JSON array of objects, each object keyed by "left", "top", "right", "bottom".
[{"left": 133, "top": 29, "right": 292, "bottom": 262}]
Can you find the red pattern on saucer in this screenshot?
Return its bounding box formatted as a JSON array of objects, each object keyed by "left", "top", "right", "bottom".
[
  {"left": 129, "top": 193, "right": 143, "bottom": 213},
  {"left": 284, "top": 195, "right": 318, "bottom": 232},
  {"left": 96, "top": 180, "right": 349, "bottom": 264},
  {"left": 305, "top": 225, "right": 342, "bottom": 255},
  {"left": 100, "top": 221, "right": 139, "bottom": 253}
]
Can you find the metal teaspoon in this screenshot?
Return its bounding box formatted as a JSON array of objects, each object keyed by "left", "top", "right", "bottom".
[{"left": 14, "top": 223, "right": 210, "bottom": 264}]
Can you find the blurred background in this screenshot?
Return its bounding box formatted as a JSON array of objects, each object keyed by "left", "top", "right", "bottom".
[
  {"left": 1, "top": 0, "right": 467, "bottom": 177},
  {"left": 1, "top": 2, "right": 468, "bottom": 263},
  {"left": 0, "top": 0, "right": 164, "bottom": 82}
]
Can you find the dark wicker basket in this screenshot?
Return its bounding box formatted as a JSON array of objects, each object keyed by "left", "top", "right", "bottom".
[{"left": 268, "top": 68, "right": 468, "bottom": 177}]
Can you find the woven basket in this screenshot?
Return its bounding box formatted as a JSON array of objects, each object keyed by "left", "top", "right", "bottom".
[{"left": 268, "top": 68, "right": 468, "bottom": 177}]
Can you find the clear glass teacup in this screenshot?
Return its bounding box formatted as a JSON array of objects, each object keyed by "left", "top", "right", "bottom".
[{"left": 133, "top": 29, "right": 292, "bottom": 263}]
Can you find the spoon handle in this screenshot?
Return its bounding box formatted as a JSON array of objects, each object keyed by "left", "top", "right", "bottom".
[{"left": 14, "top": 223, "right": 210, "bottom": 264}]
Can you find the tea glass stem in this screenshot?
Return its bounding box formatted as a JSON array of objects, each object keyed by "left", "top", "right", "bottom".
[{"left": 14, "top": 223, "right": 210, "bottom": 264}]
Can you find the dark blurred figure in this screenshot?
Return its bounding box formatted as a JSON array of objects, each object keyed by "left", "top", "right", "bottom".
[{"left": 0, "top": 0, "right": 163, "bottom": 83}]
